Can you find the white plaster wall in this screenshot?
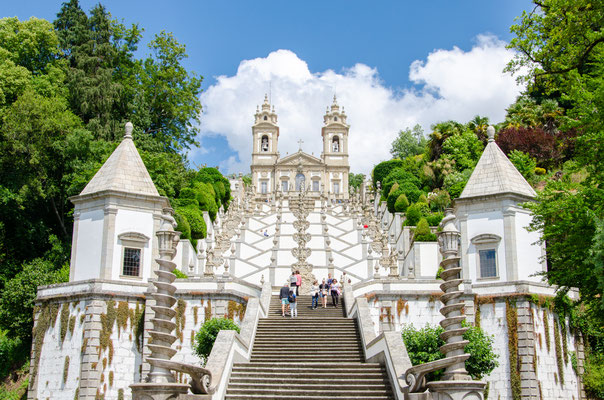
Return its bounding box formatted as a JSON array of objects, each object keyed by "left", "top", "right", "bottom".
[
  {"left": 466, "top": 210, "right": 506, "bottom": 282},
  {"left": 73, "top": 209, "right": 104, "bottom": 281},
  {"left": 515, "top": 211, "right": 543, "bottom": 282},
  {"left": 112, "top": 209, "right": 155, "bottom": 281},
  {"left": 35, "top": 301, "right": 86, "bottom": 400},
  {"left": 416, "top": 242, "right": 439, "bottom": 279}
]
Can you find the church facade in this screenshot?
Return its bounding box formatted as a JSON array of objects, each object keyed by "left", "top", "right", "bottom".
[{"left": 250, "top": 95, "right": 350, "bottom": 199}]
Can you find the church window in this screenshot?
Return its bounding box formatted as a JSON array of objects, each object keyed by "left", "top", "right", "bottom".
[
  {"left": 122, "top": 248, "right": 141, "bottom": 277},
  {"left": 334, "top": 116, "right": 338, "bottom": 121},
  {"left": 332, "top": 136, "right": 340, "bottom": 152},
  {"left": 312, "top": 180, "right": 319, "bottom": 192},
  {"left": 295, "top": 173, "right": 305, "bottom": 191},
  {"left": 261, "top": 135, "right": 269, "bottom": 152},
  {"left": 479, "top": 249, "right": 497, "bottom": 278},
  {"left": 260, "top": 181, "right": 268, "bottom": 194},
  {"left": 282, "top": 181, "right": 289, "bottom": 192},
  {"left": 263, "top": 115, "right": 268, "bottom": 121},
  {"left": 333, "top": 182, "right": 340, "bottom": 194}
]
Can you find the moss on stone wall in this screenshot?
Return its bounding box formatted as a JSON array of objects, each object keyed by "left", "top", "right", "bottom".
[
  {"left": 117, "top": 388, "right": 124, "bottom": 400},
  {"left": 193, "top": 306, "right": 199, "bottom": 325},
  {"left": 559, "top": 316, "right": 568, "bottom": 364},
  {"left": 68, "top": 315, "right": 76, "bottom": 337},
  {"left": 506, "top": 298, "right": 521, "bottom": 400},
  {"left": 99, "top": 300, "right": 116, "bottom": 363},
  {"left": 60, "top": 303, "right": 70, "bottom": 344},
  {"left": 176, "top": 299, "right": 187, "bottom": 342},
  {"left": 30, "top": 303, "right": 53, "bottom": 388},
  {"left": 116, "top": 301, "right": 129, "bottom": 337},
  {"left": 396, "top": 298, "right": 408, "bottom": 318},
  {"left": 134, "top": 304, "right": 144, "bottom": 351},
  {"left": 204, "top": 300, "right": 212, "bottom": 321},
  {"left": 553, "top": 317, "right": 564, "bottom": 385},
  {"left": 227, "top": 300, "right": 246, "bottom": 321},
  {"left": 543, "top": 309, "right": 551, "bottom": 352},
  {"left": 109, "top": 371, "right": 114, "bottom": 387},
  {"left": 63, "top": 356, "right": 70, "bottom": 384}
]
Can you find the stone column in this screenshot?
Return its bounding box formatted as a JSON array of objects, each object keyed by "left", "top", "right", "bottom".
[
  {"left": 78, "top": 299, "right": 106, "bottom": 399},
  {"left": 517, "top": 300, "right": 538, "bottom": 399}
]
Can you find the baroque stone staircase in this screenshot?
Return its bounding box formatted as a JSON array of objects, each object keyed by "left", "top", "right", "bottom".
[{"left": 225, "top": 295, "right": 394, "bottom": 399}]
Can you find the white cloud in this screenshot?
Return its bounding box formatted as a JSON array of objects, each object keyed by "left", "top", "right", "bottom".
[{"left": 197, "top": 35, "right": 523, "bottom": 174}]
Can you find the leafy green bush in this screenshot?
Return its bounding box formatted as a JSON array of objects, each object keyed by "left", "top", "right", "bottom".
[
  {"left": 428, "top": 189, "right": 451, "bottom": 212},
  {"left": 0, "top": 259, "right": 67, "bottom": 341},
  {"left": 414, "top": 218, "right": 437, "bottom": 242},
  {"left": 441, "top": 130, "right": 484, "bottom": 171},
  {"left": 405, "top": 203, "right": 422, "bottom": 226},
  {"left": 426, "top": 212, "right": 444, "bottom": 226},
  {"left": 0, "top": 331, "right": 26, "bottom": 380},
  {"left": 399, "top": 181, "right": 422, "bottom": 204},
  {"left": 448, "top": 180, "right": 467, "bottom": 199},
  {"left": 383, "top": 168, "right": 421, "bottom": 196},
  {"left": 394, "top": 194, "right": 410, "bottom": 213},
  {"left": 174, "top": 211, "right": 191, "bottom": 240},
  {"left": 372, "top": 159, "right": 405, "bottom": 189},
  {"left": 387, "top": 189, "right": 403, "bottom": 213},
  {"left": 508, "top": 150, "right": 536, "bottom": 181},
  {"left": 194, "top": 318, "right": 240, "bottom": 364},
  {"left": 176, "top": 206, "right": 206, "bottom": 239},
  {"left": 402, "top": 323, "right": 499, "bottom": 381},
  {"left": 534, "top": 167, "right": 546, "bottom": 175},
  {"left": 583, "top": 353, "right": 604, "bottom": 399}
]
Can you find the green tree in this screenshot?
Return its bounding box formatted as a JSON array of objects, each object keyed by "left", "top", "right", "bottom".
[
  {"left": 390, "top": 124, "right": 427, "bottom": 160},
  {"left": 372, "top": 159, "right": 404, "bottom": 190},
  {"left": 194, "top": 318, "right": 240, "bottom": 364},
  {"left": 348, "top": 173, "right": 365, "bottom": 190},
  {"left": 508, "top": 150, "right": 536, "bottom": 181},
  {"left": 441, "top": 130, "right": 484, "bottom": 172}
]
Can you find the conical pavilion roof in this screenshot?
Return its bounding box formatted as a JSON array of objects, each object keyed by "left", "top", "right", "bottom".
[
  {"left": 80, "top": 123, "right": 159, "bottom": 197},
  {"left": 458, "top": 127, "right": 536, "bottom": 200}
]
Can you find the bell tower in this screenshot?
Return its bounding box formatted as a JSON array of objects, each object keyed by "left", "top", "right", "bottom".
[
  {"left": 322, "top": 95, "right": 350, "bottom": 198},
  {"left": 251, "top": 94, "right": 279, "bottom": 194}
]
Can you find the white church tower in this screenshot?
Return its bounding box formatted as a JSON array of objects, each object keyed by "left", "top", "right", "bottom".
[
  {"left": 454, "top": 126, "right": 544, "bottom": 284},
  {"left": 321, "top": 95, "right": 350, "bottom": 194},
  {"left": 250, "top": 94, "right": 279, "bottom": 194},
  {"left": 68, "top": 122, "right": 169, "bottom": 283}
]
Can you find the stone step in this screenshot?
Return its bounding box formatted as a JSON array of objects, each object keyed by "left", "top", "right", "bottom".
[
  {"left": 229, "top": 376, "right": 388, "bottom": 384},
  {"left": 225, "top": 395, "right": 393, "bottom": 400},
  {"left": 225, "top": 388, "right": 391, "bottom": 396},
  {"left": 232, "top": 362, "right": 384, "bottom": 371},
  {"left": 227, "top": 382, "right": 390, "bottom": 391}
]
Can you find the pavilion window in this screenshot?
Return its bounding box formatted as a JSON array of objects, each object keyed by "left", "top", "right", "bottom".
[
  {"left": 123, "top": 248, "right": 141, "bottom": 277},
  {"left": 479, "top": 249, "right": 497, "bottom": 278}
]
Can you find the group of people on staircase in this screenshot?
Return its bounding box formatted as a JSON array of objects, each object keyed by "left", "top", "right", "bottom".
[{"left": 279, "top": 271, "right": 342, "bottom": 317}]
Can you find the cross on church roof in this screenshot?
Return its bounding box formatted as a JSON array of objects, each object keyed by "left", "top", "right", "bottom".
[{"left": 297, "top": 139, "right": 304, "bottom": 151}]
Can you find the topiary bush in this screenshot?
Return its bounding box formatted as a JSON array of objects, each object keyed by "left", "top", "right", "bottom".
[
  {"left": 372, "top": 159, "right": 405, "bottom": 189},
  {"left": 387, "top": 189, "right": 403, "bottom": 213},
  {"left": 426, "top": 212, "right": 444, "bottom": 226},
  {"left": 399, "top": 181, "right": 422, "bottom": 204},
  {"left": 194, "top": 318, "right": 240, "bottom": 364},
  {"left": 176, "top": 206, "right": 207, "bottom": 239},
  {"left": 402, "top": 323, "right": 499, "bottom": 381},
  {"left": 414, "top": 218, "right": 437, "bottom": 242},
  {"left": 405, "top": 203, "right": 422, "bottom": 226},
  {"left": 382, "top": 168, "right": 422, "bottom": 196},
  {"left": 394, "top": 193, "right": 410, "bottom": 213}
]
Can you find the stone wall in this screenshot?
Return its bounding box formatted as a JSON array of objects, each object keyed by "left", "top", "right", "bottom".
[
  {"left": 30, "top": 286, "right": 248, "bottom": 400},
  {"left": 363, "top": 293, "right": 582, "bottom": 400}
]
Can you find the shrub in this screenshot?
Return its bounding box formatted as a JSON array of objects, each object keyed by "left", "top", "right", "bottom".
[
  {"left": 414, "top": 218, "right": 437, "bottom": 242},
  {"left": 174, "top": 212, "right": 191, "bottom": 241},
  {"left": 401, "top": 323, "right": 499, "bottom": 381},
  {"left": 194, "top": 318, "right": 240, "bottom": 363},
  {"left": 417, "top": 193, "right": 428, "bottom": 204},
  {"left": 388, "top": 182, "right": 400, "bottom": 197},
  {"left": 0, "top": 331, "right": 26, "bottom": 380},
  {"left": 372, "top": 159, "right": 405, "bottom": 189},
  {"left": 441, "top": 130, "right": 484, "bottom": 171},
  {"left": 176, "top": 206, "right": 207, "bottom": 239},
  {"left": 394, "top": 194, "right": 410, "bottom": 213},
  {"left": 399, "top": 181, "right": 422, "bottom": 203},
  {"left": 584, "top": 353, "right": 604, "bottom": 399},
  {"left": 383, "top": 168, "right": 421, "bottom": 196},
  {"left": 426, "top": 212, "right": 444, "bottom": 227},
  {"left": 405, "top": 203, "right": 422, "bottom": 226},
  {"left": 448, "top": 180, "right": 467, "bottom": 199},
  {"left": 508, "top": 150, "right": 536, "bottom": 181},
  {"left": 428, "top": 189, "right": 451, "bottom": 212},
  {"left": 387, "top": 189, "right": 403, "bottom": 213},
  {"left": 0, "top": 258, "right": 66, "bottom": 341}
]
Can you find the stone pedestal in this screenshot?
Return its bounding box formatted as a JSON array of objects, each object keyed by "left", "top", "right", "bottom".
[
  {"left": 428, "top": 381, "right": 486, "bottom": 400},
  {"left": 130, "top": 383, "right": 189, "bottom": 400}
]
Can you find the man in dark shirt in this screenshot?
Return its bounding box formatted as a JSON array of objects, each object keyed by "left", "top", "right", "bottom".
[{"left": 279, "top": 282, "right": 290, "bottom": 317}]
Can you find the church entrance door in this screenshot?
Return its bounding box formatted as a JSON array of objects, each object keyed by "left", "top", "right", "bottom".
[{"left": 295, "top": 173, "right": 305, "bottom": 191}]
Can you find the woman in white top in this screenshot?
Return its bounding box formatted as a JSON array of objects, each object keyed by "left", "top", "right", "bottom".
[{"left": 330, "top": 279, "right": 341, "bottom": 308}]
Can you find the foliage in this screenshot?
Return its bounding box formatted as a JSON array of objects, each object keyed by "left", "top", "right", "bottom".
[
  {"left": 441, "top": 129, "right": 484, "bottom": 172},
  {"left": 390, "top": 124, "right": 427, "bottom": 160},
  {"left": 496, "top": 126, "right": 571, "bottom": 168},
  {"left": 394, "top": 194, "right": 409, "bottom": 213},
  {"left": 426, "top": 212, "right": 444, "bottom": 227},
  {"left": 0, "top": 331, "right": 26, "bottom": 380},
  {"left": 508, "top": 150, "right": 536, "bottom": 181},
  {"left": 172, "top": 269, "right": 188, "bottom": 279},
  {"left": 583, "top": 353, "right": 604, "bottom": 399},
  {"left": 427, "top": 189, "right": 451, "bottom": 212},
  {"left": 194, "top": 318, "right": 240, "bottom": 363},
  {"left": 0, "top": 258, "right": 67, "bottom": 341},
  {"left": 404, "top": 203, "right": 423, "bottom": 227},
  {"left": 382, "top": 169, "right": 421, "bottom": 198},
  {"left": 386, "top": 189, "right": 403, "bottom": 214},
  {"left": 348, "top": 173, "right": 365, "bottom": 190},
  {"left": 175, "top": 205, "right": 206, "bottom": 240},
  {"left": 401, "top": 323, "right": 498, "bottom": 381},
  {"left": 414, "top": 218, "right": 437, "bottom": 242},
  {"left": 372, "top": 159, "right": 404, "bottom": 189},
  {"left": 398, "top": 181, "right": 422, "bottom": 204},
  {"left": 448, "top": 180, "right": 467, "bottom": 199}
]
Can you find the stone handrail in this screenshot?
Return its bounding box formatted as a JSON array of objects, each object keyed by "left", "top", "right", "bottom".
[
  {"left": 343, "top": 282, "right": 412, "bottom": 400},
  {"left": 403, "top": 355, "right": 469, "bottom": 393},
  {"left": 202, "top": 280, "right": 271, "bottom": 399}
]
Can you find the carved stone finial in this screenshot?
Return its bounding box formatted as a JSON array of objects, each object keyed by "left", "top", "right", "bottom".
[
  {"left": 124, "top": 122, "right": 133, "bottom": 139},
  {"left": 487, "top": 125, "right": 495, "bottom": 142}
]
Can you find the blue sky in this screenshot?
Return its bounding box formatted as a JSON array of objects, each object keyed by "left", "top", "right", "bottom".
[{"left": 4, "top": 1, "right": 532, "bottom": 174}]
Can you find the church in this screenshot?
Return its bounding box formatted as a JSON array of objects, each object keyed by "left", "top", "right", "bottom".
[{"left": 250, "top": 95, "right": 350, "bottom": 199}]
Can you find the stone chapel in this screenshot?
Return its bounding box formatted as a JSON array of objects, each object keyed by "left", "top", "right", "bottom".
[{"left": 250, "top": 95, "right": 350, "bottom": 199}]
